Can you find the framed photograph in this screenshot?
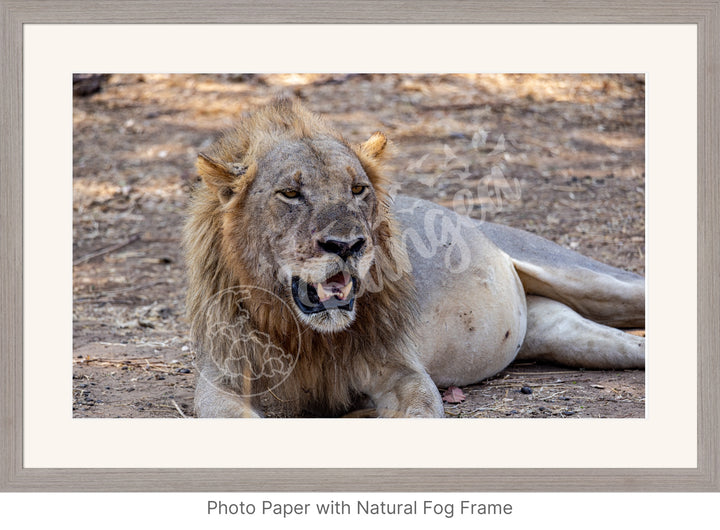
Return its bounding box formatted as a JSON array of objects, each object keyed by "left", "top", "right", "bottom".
[{"left": 2, "top": 1, "right": 718, "bottom": 493}]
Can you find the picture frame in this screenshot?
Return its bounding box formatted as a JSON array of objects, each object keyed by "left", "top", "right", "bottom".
[{"left": 2, "top": 0, "right": 718, "bottom": 492}]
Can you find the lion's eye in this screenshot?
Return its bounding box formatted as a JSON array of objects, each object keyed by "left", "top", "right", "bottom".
[
  {"left": 351, "top": 185, "right": 367, "bottom": 196},
  {"left": 278, "top": 189, "right": 301, "bottom": 199}
]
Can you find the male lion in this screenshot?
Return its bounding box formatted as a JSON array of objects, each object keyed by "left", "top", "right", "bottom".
[{"left": 184, "top": 98, "right": 644, "bottom": 418}]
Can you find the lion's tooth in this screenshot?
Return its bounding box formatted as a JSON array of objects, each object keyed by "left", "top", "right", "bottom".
[
  {"left": 316, "top": 282, "right": 332, "bottom": 302},
  {"left": 340, "top": 280, "right": 353, "bottom": 300},
  {"left": 315, "top": 276, "right": 353, "bottom": 303}
]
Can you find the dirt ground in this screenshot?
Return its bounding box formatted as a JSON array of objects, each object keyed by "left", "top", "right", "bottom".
[{"left": 73, "top": 73, "right": 645, "bottom": 418}]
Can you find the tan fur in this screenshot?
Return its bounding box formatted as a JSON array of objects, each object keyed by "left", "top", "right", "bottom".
[
  {"left": 184, "top": 98, "right": 437, "bottom": 417},
  {"left": 185, "top": 98, "right": 644, "bottom": 418}
]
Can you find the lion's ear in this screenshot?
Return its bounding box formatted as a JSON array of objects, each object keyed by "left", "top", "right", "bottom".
[
  {"left": 359, "top": 131, "right": 388, "bottom": 160},
  {"left": 197, "top": 152, "right": 247, "bottom": 202}
]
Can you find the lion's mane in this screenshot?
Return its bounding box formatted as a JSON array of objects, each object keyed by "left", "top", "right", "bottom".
[{"left": 184, "top": 99, "right": 419, "bottom": 416}]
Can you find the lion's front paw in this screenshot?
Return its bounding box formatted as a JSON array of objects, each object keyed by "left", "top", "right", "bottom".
[{"left": 376, "top": 393, "right": 444, "bottom": 418}]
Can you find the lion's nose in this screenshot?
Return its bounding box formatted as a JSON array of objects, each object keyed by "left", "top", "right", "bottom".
[{"left": 318, "top": 237, "right": 366, "bottom": 260}]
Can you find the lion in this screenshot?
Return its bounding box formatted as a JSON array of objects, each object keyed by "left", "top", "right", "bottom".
[{"left": 184, "top": 98, "right": 645, "bottom": 418}]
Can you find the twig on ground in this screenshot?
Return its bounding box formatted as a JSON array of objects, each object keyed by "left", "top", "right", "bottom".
[
  {"left": 73, "top": 233, "right": 141, "bottom": 265},
  {"left": 171, "top": 400, "right": 188, "bottom": 418},
  {"left": 74, "top": 280, "right": 169, "bottom": 301}
]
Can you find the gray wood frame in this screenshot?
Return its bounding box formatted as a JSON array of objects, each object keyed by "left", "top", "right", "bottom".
[{"left": 1, "top": 0, "right": 718, "bottom": 491}]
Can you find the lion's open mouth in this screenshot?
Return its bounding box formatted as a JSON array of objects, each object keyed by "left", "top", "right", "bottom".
[{"left": 291, "top": 272, "right": 357, "bottom": 315}]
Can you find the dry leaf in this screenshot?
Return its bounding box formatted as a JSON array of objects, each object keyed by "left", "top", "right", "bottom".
[{"left": 442, "top": 386, "right": 466, "bottom": 403}]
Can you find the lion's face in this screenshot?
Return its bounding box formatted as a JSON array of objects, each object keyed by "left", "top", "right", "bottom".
[
  {"left": 193, "top": 99, "right": 391, "bottom": 335},
  {"left": 236, "top": 136, "right": 380, "bottom": 332}
]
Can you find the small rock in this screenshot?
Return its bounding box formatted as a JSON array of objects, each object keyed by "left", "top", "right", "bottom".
[
  {"left": 72, "top": 74, "right": 110, "bottom": 97},
  {"left": 520, "top": 386, "right": 533, "bottom": 394}
]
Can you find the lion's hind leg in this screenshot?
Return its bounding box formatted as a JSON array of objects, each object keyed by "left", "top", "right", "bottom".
[
  {"left": 477, "top": 221, "right": 644, "bottom": 328},
  {"left": 511, "top": 259, "right": 645, "bottom": 329},
  {"left": 517, "top": 295, "right": 644, "bottom": 369}
]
